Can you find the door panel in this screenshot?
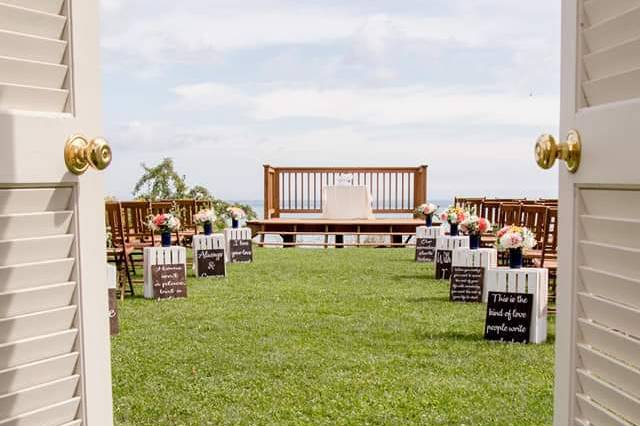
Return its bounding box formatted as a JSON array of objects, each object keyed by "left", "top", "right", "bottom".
[
  {"left": 0, "top": 0, "right": 113, "bottom": 423},
  {"left": 555, "top": 1, "right": 640, "bottom": 424}
]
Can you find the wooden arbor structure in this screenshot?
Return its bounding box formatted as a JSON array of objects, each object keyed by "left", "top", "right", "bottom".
[{"left": 249, "top": 165, "right": 428, "bottom": 247}]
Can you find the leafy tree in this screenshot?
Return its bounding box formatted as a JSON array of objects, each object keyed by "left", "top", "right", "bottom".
[
  {"left": 132, "top": 158, "right": 257, "bottom": 231},
  {"left": 132, "top": 158, "right": 188, "bottom": 200}
]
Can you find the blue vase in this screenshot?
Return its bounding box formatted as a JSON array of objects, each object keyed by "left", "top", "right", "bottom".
[
  {"left": 203, "top": 222, "right": 213, "bottom": 235},
  {"left": 161, "top": 231, "right": 172, "bottom": 247},
  {"left": 425, "top": 214, "right": 433, "bottom": 227},
  {"left": 469, "top": 234, "right": 480, "bottom": 249},
  {"left": 509, "top": 247, "right": 523, "bottom": 269},
  {"left": 449, "top": 222, "right": 459, "bottom": 236},
  {"left": 232, "top": 218, "right": 239, "bottom": 229}
]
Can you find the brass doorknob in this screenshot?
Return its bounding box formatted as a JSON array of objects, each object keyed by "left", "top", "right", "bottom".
[
  {"left": 535, "top": 129, "right": 581, "bottom": 173},
  {"left": 64, "top": 135, "right": 112, "bottom": 175}
]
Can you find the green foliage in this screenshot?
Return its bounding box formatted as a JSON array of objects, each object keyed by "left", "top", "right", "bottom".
[
  {"left": 112, "top": 248, "right": 554, "bottom": 425},
  {"left": 132, "top": 159, "right": 257, "bottom": 229},
  {"left": 133, "top": 158, "right": 188, "bottom": 200}
]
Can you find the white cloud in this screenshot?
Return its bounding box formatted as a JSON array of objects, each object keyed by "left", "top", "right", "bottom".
[{"left": 169, "top": 82, "right": 558, "bottom": 127}]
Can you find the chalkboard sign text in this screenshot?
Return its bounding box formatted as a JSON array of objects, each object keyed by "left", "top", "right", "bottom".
[
  {"left": 196, "top": 249, "right": 226, "bottom": 278},
  {"left": 151, "top": 264, "right": 187, "bottom": 300},
  {"left": 484, "top": 291, "right": 533, "bottom": 343},
  {"left": 435, "top": 249, "right": 452, "bottom": 280},
  {"left": 230, "top": 239, "right": 253, "bottom": 263},
  {"left": 450, "top": 266, "right": 484, "bottom": 303},
  {"left": 416, "top": 238, "right": 436, "bottom": 263}
]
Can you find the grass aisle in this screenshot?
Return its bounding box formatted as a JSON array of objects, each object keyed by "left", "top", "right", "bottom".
[{"left": 112, "top": 248, "right": 554, "bottom": 425}]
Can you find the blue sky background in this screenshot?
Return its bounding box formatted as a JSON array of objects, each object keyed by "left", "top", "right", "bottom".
[{"left": 100, "top": 0, "right": 560, "bottom": 201}]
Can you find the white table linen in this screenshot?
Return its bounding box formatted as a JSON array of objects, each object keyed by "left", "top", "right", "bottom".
[{"left": 321, "top": 186, "right": 374, "bottom": 220}]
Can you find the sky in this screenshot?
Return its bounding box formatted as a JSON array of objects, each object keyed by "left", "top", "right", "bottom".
[{"left": 100, "top": 0, "right": 561, "bottom": 202}]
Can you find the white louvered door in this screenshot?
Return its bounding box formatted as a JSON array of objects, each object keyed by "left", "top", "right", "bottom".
[
  {"left": 554, "top": 1, "right": 640, "bottom": 425},
  {"left": 0, "top": 0, "right": 113, "bottom": 425}
]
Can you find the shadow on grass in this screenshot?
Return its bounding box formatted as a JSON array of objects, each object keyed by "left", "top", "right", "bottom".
[
  {"left": 405, "top": 295, "right": 449, "bottom": 303},
  {"left": 418, "top": 330, "right": 485, "bottom": 343}
]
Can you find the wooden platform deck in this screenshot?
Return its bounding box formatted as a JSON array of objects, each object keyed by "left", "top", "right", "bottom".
[{"left": 248, "top": 218, "right": 427, "bottom": 247}]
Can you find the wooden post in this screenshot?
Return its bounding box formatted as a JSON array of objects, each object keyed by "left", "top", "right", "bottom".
[
  {"left": 413, "top": 165, "right": 428, "bottom": 215},
  {"left": 263, "top": 164, "right": 272, "bottom": 219}
]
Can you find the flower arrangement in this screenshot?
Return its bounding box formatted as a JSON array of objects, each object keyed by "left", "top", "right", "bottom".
[
  {"left": 416, "top": 203, "right": 438, "bottom": 216},
  {"left": 147, "top": 213, "right": 181, "bottom": 233},
  {"left": 439, "top": 206, "right": 468, "bottom": 225},
  {"left": 460, "top": 215, "right": 491, "bottom": 235},
  {"left": 227, "top": 207, "right": 247, "bottom": 220},
  {"left": 194, "top": 209, "right": 216, "bottom": 225},
  {"left": 495, "top": 226, "right": 537, "bottom": 251}
]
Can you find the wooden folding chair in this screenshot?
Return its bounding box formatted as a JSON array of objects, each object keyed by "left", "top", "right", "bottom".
[
  {"left": 173, "top": 199, "right": 198, "bottom": 244},
  {"left": 105, "top": 202, "right": 134, "bottom": 300},
  {"left": 521, "top": 205, "right": 549, "bottom": 264},
  {"left": 498, "top": 203, "right": 523, "bottom": 227},
  {"left": 534, "top": 207, "right": 558, "bottom": 306},
  {"left": 121, "top": 200, "right": 155, "bottom": 273}
]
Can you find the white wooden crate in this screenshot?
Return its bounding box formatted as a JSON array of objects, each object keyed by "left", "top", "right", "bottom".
[
  {"left": 192, "top": 234, "right": 226, "bottom": 275},
  {"left": 452, "top": 248, "right": 498, "bottom": 303},
  {"left": 436, "top": 235, "right": 469, "bottom": 251},
  {"left": 224, "top": 227, "right": 252, "bottom": 262},
  {"left": 485, "top": 267, "right": 548, "bottom": 344},
  {"left": 416, "top": 225, "right": 441, "bottom": 239},
  {"left": 143, "top": 246, "right": 187, "bottom": 299}
]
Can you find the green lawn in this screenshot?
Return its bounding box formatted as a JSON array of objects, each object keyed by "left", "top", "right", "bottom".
[{"left": 111, "top": 248, "right": 555, "bottom": 425}]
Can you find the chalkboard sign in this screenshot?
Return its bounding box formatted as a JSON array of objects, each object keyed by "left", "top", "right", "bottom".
[
  {"left": 196, "top": 249, "right": 226, "bottom": 278},
  {"left": 230, "top": 239, "right": 253, "bottom": 263},
  {"left": 435, "top": 249, "right": 452, "bottom": 279},
  {"left": 484, "top": 291, "right": 533, "bottom": 343},
  {"left": 108, "top": 288, "right": 119, "bottom": 336},
  {"left": 151, "top": 264, "right": 187, "bottom": 300},
  {"left": 415, "top": 238, "right": 436, "bottom": 263},
  {"left": 450, "top": 267, "right": 484, "bottom": 303}
]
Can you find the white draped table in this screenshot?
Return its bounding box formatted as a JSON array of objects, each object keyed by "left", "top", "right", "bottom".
[{"left": 322, "top": 186, "right": 374, "bottom": 220}]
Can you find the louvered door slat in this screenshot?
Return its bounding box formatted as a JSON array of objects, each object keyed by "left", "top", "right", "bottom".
[
  {"left": 581, "top": 2, "right": 640, "bottom": 107},
  {"left": 0, "top": 375, "right": 79, "bottom": 420},
  {"left": 0, "top": 0, "right": 70, "bottom": 113},
  {"left": 0, "top": 188, "right": 80, "bottom": 425},
  {"left": 0, "top": 397, "right": 80, "bottom": 426},
  {"left": 0, "top": 56, "right": 67, "bottom": 89},
  {"left": 0, "top": 282, "right": 75, "bottom": 317},
  {"left": 0, "top": 259, "right": 74, "bottom": 293},
  {"left": 0, "top": 307, "right": 76, "bottom": 343},
  {"left": 0, "top": 211, "right": 72, "bottom": 240},
  {"left": 575, "top": 188, "right": 640, "bottom": 422},
  {"left": 0, "top": 235, "right": 73, "bottom": 265},
  {"left": 576, "top": 393, "right": 633, "bottom": 426},
  {"left": 578, "top": 318, "right": 640, "bottom": 368},
  {"left": 0, "top": 4, "right": 65, "bottom": 39},
  {"left": 578, "top": 344, "right": 640, "bottom": 398},
  {"left": 0, "top": 329, "right": 77, "bottom": 370},
  {"left": 583, "top": 68, "right": 640, "bottom": 106},
  {"left": 583, "top": 36, "right": 640, "bottom": 80},
  {"left": 0, "top": 0, "right": 64, "bottom": 14},
  {"left": 583, "top": 0, "right": 640, "bottom": 26},
  {"left": 0, "top": 31, "right": 66, "bottom": 66},
  {"left": 577, "top": 369, "right": 640, "bottom": 424},
  {"left": 579, "top": 266, "right": 640, "bottom": 308},
  {"left": 0, "top": 84, "right": 69, "bottom": 113},
  {"left": 583, "top": 6, "right": 640, "bottom": 52},
  {"left": 580, "top": 241, "right": 640, "bottom": 281},
  {"left": 0, "top": 353, "right": 78, "bottom": 395}
]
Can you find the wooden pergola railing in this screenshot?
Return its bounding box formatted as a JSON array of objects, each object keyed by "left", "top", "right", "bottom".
[{"left": 263, "top": 165, "right": 428, "bottom": 219}]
